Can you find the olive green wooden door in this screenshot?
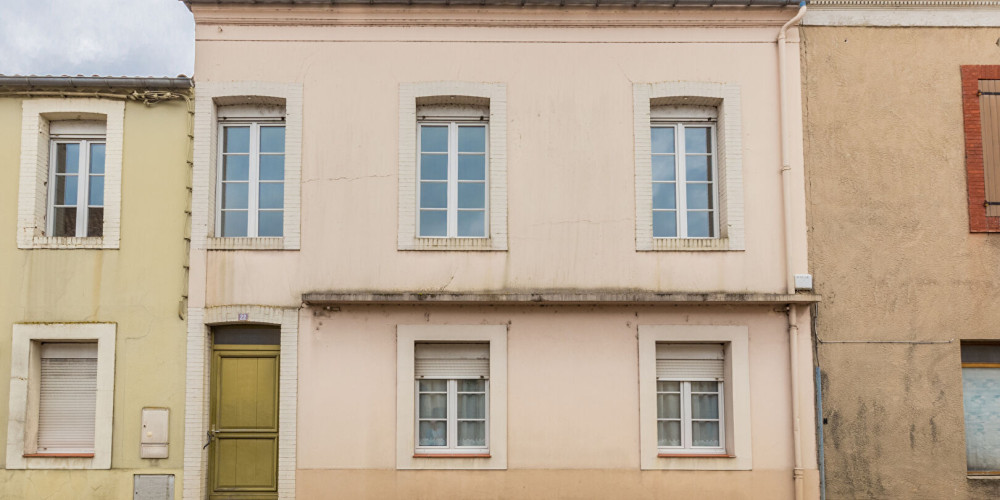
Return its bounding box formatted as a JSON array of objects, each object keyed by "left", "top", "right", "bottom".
[{"left": 209, "top": 344, "right": 279, "bottom": 500}]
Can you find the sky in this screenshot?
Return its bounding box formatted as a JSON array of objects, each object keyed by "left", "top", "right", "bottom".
[{"left": 0, "top": 0, "right": 195, "bottom": 78}]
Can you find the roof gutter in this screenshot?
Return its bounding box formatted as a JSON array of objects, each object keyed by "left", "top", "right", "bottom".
[
  {"left": 183, "top": 0, "right": 804, "bottom": 7},
  {"left": 0, "top": 76, "right": 193, "bottom": 91}
]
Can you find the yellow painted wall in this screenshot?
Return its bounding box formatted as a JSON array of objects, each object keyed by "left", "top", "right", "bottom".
[
  {"left": 0, "top": 96, "right": 191, "bottom": 498},
  {"left": 803, "top": 26, "right": 1000, "bottom": 499}
]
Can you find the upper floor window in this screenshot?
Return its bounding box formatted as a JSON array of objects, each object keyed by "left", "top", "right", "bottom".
[
  {"left": 398, "top": 83, "right": 508, "bottom": 251},
  {"left": 418, "top": 105, "right": 488, "bottom": 238},
  {"left": 633, "top": 83, "right": 744, "bottom": 251},
  {"left": 217, "top": 112, "right": 286, "bottom": 238},
  {"left": 961, "top": 66, "right": 1000, "bottom": 232},
  {"left": 651, "top": 105, "right": 718, "bottom": 239},
  {"left": 48, "top": 121, "right": 106, "bottom": 238}
]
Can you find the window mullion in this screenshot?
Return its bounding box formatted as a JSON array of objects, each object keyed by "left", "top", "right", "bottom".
[
  {"left": 682, "top": 381, "right": 692, "bottom": 449},
  {"left": 76, "top": 140, "right": 90, "bottom": 237},
  {"left": 249, "top": 123, "right": 260, "bottom": 237},
  {"left": 676, "top": 125, "right": 688, "bottom": 238},
  {"left": 447, "top": 123, "right": 458, "bottom": 238}
]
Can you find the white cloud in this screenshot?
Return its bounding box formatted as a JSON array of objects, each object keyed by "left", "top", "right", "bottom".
[{"left": 0, "top": 0, "right": 194, "bottom": 77}]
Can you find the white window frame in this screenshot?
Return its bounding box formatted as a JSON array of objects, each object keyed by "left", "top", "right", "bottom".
[
  {"left": 191, "top": 82, "right": 303, "bottom": 251},
  {"left": 656, "top": 358, "right": 726, "bottom": 455},
  {"left": 651, "top": 121, "right": 720, "bottom": 239},
  {"left": 414, "top": 378, "right": 490, "bottom": 455},
  {"left": 5, "top": 323, "right": 116, "bottom": 470},
  {"left": 17, "top": 98, "right": 124, "bottom": 249},
  {"left": 416, "top": 120, "right": 490, "bottom": 239},
  {"left": 638, "top": 325, "right": 751, "bottom": 470},
  {"left": 215, "top": 120, "right": 286, "bottom": 238},
  {"left": 396, "top": 325, "right": 507, "bottom": 469},
  {"left": 398, "top": 82, "right": 508, "bottom": 251},
  {"left": 634, "top": 82, "right": 744, "bottom": 251},
  {"left": 47, "top": 135, "right": 106, "bottom": 238}
]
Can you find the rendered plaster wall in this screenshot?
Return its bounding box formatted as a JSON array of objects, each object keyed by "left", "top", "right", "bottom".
[
  {"left": 296, "top": 304, "right": 819, "bottom": 499},
  {"left": 0, "top": 97, "right": 190, "bottom": 498},
  {"left": 190, "top": 6, "right": 809, "bottom": 306},
  {"left": 802, "top": 26, "right": 1000, "bottom": 499}
]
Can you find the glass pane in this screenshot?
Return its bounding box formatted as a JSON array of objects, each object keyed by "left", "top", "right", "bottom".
[
  {"left": 685, "top": 155, "right": 711, "bottom": 181},
  {"left": 458, "top": 183, "right": 485, "bottom": 209},
  {"left": 457, "top": 421, "right": 486, "bottom": 447},
  {"left": 686, "top": 184, "right": 711, "bottom": 210},
  {"left": 223, "top": 183, "right": 248, "bottom": 209},
  {"left": 457, "top": 211, "right": 485, "bottom": 237},
  {"left": 419, "top": 394, "right": 447, "bottom": 418},
  {"left": 418, "top": 421, "right": 447, "bottom": 447},
  {"left": 221, "top": 211, "right": 248, "bottom": 237},
  {"left": 692, "top": 421, "right": 720, "bottom": 447},
  {"left": 86, "top": 207, "right": 103, "bottom": 237},
  {"left": 652, "top": 155, "right": 675, "bottom": 181},
  {"left": 89, "top": 143, "right": 105, "bottom": 174},
  {"left": 692, "top": 394, "right": 719, "bottom": 419},
  {"left": 685, "top": 127, "right": 711, "bottom": 154},
  {"left": 56, "top": 143, "right": 79, "bottom": 173},
  {"left": 224, "top": 127, "right": 250, "bottom": 153},
  {"left": 420, "top": 182, "right": 447, "bottom": 209},
  {"left": 260, "top": 126, "right": 285, "bottom": 153},
  {"left": 458, "top": 394, "right": 486, "bottom": 419},
  {"left": 259, "top": 155, "right": 284, "bottom": 181},
  {"left": 687, "top": 212, "right": 713, "bottom": 238},
  {"left": 458, "top": 126, "right": 486, "bottom": 153},
  {"left": 964, "top": 368, "right": 1000, "bottom": 471},
  {"left": 458, "top": 380, "right": 485, "bottom": 392},
  {"left": 657, "top": 393, "right": 681, "bottom": 419},
  {"left": 55, "top": 175, "right": 78, "bottom": 205},
  {"left": 88, "top": 176, "right": 104, "bottom": 206},
  {"left": 657, "top": 420, "right": 681, "bottom": 447},
  {"left": 419, "top": 380, "right": 447, "bottom": 392},
  {"left": 652, "top": 183, "right": 676, "bottom": 210},
  {"left": 458, "top": 155, "right": 486, "bottom": 180},
  {"left": 259, "top": 183, "right": 284, "bottom": 209},
  {"left": 420, "top": 154, "right": 448, "bottom": 181},
  {"left": 258, "top": 211, "right": 283, "bottom": 237},
  {"left": 419, "top": 210, "right": 447, "bottom": 237},
  {"left": 657, "top": 381, "right": 681, "bottom": 392},
  {"left": 652, "top": 211, "right": 677, "bottom": 238},
  {"left": 420, "top": 126, "right": 448, "bottom": 153},
  {"left": 223, "top": 155, "right": 249, "bottom": 181},
  {"left": 651, "top": 127, "right": 675, "bottom": 154},
  {"left": 52, "top": 207, "right": 76, "bottom": 237},
  {"left": 691, "top": 382, "right": 719, "bottom": 392}
]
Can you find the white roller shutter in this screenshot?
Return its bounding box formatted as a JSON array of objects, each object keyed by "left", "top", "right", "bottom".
[
  {"left": 656, "top": 343, "right": 724, "bottom": 380},
  {"left": 37, "top": 343, "right": 98, "bottom": 453},
  {"left": 415, "top": 343, "right": 489, "bottom": 379}
]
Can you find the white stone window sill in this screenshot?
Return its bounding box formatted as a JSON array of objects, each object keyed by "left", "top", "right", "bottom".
[
  {"left": 643, "top": 237, "right": 736, "bottom": 252},
  {"left": 968, "top": 475, "right": 1000, "bottom": 480},
  {"left": 207, "top": 237, "right": 286, "bottom": 250},
  {"left": 401, "top": 237, "right": 504, "bottom": 251},
  {"left": 24, "top": 236, "right": 110, "bottom": 250}
]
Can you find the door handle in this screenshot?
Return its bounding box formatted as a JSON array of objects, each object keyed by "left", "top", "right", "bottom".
[{"left": 203, "top": 428, "right": 216, "bottom": 449}]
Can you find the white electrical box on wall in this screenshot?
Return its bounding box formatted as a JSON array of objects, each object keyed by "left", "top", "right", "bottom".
[
  {"left": 794, "top": 274, "right": 814, "bottom": 291},
  {"left": 140, "top": 408, "right": 169, "bottom": 459}
]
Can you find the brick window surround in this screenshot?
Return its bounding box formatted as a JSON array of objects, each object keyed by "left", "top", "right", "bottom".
[{"left": 962, "top": 65, "right": 1000, "bottom": 232}]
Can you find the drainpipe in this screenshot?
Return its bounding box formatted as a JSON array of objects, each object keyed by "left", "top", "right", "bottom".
[{"left": 778, "top": 3, "right": 807, "bottom": 500}]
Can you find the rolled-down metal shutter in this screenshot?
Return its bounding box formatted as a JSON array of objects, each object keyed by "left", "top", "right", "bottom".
[
  {"left": 415, "top": 343, "right": 489, "bottom": 379},
  {"left": 37, "top": 343, "right": 98, "bottom": 453},
  {"left": 656, "top": 343, "right": 724, "bottom": 380}
]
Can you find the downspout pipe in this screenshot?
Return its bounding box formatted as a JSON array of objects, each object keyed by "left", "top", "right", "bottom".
[{"left": 778, "top": 4, "right": 807, "bottom": 500}]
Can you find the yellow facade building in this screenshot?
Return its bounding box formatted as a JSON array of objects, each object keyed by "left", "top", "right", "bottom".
[{"left": 0, "top": 76, "right": 193, "bottom": 499}]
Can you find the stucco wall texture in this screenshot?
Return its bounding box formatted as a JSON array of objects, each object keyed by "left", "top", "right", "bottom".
[
  {"left": 802, "top": 27, "right": 1000, "bottom": 499},
  {"left": 0, "top": 97, "right": 191, "bottom": 498}
]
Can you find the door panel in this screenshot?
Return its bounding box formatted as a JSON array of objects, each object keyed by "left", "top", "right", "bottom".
[{"left": 210, "top": 341, "right": 279, "bottom": 500}]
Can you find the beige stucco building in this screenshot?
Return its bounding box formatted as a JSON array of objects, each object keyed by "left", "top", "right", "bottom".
[
  {"left": 181, "top": 1, "right": 821, "bottom": 498},
  {"left": 802, "top": 2, "right": 1000, "bottom": 498},
  {"left": 0, "top": 77, "right": 193, "bottom": 499}
]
